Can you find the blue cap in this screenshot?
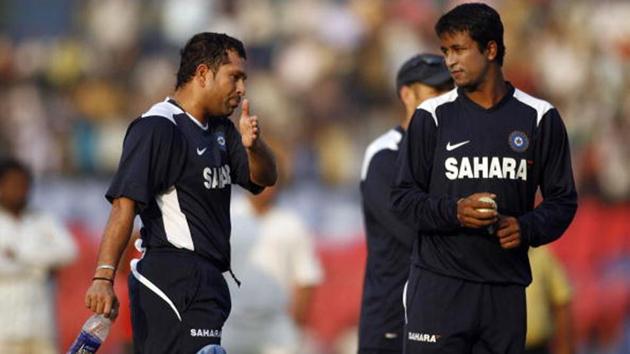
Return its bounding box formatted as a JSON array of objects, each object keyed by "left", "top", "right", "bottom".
[{"left": 396, "top": 53, "right": 452, "bottom": 91}]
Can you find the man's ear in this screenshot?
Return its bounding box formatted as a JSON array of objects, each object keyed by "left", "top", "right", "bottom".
[
  {"left": 399, "top": 86, "right": 411, "bottom": 103},
  {"left": 195, "top": 64, "right": 214, "bottom": 87},
  {"left": 485, "top": 40, "right": 498, "bottom": 62}
]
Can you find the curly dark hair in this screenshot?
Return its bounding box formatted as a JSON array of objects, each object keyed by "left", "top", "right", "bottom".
[
  {"left": 435, "top": 3, "right": 505, "bottom": 66},
  {"left": 175, "top": 32, "right": 247, "bottom": 89}
]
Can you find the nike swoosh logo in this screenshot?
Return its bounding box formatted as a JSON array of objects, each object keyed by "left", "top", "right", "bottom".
[
  {"left": 446, "top": 140, "right": 470, "bottom": 151},
  {"left": 196, "top": 147, "right": 207, "bottom": 155}
]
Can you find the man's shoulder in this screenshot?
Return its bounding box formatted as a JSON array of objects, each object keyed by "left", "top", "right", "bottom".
[
  {"left": 511, "top": 88, "right": 555, "bottom": 125},
  {"left": 366, "top": 128, "right": 403, "bottom": 153},
  {"left": 140, "top": 99, "right": 182, "bottom": 122},
  {"left": 360, "top": 128, "right": 403, "bottom": 181},
  {"left": 126, "top": 100, "right": 185, "bottom": 135},
  {"left": 417, "top": 88, "right": 459, "bottom": 122}
]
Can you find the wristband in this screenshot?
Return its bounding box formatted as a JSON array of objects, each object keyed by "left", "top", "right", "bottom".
[{"left": 92, "top": 276, "right": 114, "bottom": 283}]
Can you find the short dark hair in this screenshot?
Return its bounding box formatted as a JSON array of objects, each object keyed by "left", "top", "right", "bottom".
[
  {"left": 0, "top": 158, "right": 31, "bottom": 183},
  {"left": 435, "top": 3, "right": 505, "bottom": 66},
  {"left": 175, "top": 32, "right": 247, "bottom": 89}
]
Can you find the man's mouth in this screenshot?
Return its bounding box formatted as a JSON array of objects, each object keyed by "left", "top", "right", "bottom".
[{"left": 451, "top": 70, "right": 463, "bottom": 78}]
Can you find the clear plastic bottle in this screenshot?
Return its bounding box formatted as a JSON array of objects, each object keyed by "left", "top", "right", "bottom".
[
  {"left": 66, "top": 314, "right": 112, "bottom": 354},
  {"left": 196, "top": 344, "right": 227, "bottom": 354}
]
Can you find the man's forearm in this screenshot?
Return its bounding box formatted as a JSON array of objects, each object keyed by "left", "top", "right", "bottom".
[
  {"left": 246, "top": 139, "right": 277, "bottom": 187},
  {"left": 390, "top": 183, "right": 460, "bottom": 232},
  {"left": 517, "top": 196, "right": 577, "bottom": 247},
  {"left": 93, "top": 197, "right": 136, "bottom": 280}
]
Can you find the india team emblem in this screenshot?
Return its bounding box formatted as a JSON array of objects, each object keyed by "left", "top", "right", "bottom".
[
  {"left": 215, "top": 133, "right": 226, "bottom": 151},
  {"left": 508, "top": 131, "right": 529, "bottom": 152}
]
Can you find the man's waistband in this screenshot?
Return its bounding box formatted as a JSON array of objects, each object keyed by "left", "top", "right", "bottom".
[{"left": 144, "top": 246, "right": 229, "bottom": 272}]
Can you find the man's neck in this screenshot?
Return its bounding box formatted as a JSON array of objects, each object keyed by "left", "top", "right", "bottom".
[
  {"left": 402, "top": 94, "right": 429, "bottom": 130},
  {"left": 463, "top": 70, "right": 508, "bottom": 109},
  {"left": 172, "top": 90, "right": 208, "bottom": 125},
  {"left": 401, "top": 107, "right": 416, "bottom": 130}
]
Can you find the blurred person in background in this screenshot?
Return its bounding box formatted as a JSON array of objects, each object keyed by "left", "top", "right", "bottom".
[
  {"left": 0, "top": 158, "right": 77, "bottom": 354},
  {"left": 222, "top": 148, "right": 323, "bottom": 354},
  {"left": 83, "top": 32, "right": 277, "bottom": 354},
  {"left": 358, "top": 53, "right": 453, "bottom": 354},
  {"left": 525, "top": 246, "right": 573, "bottom": 354},
  {"left": 392, "top": 3, "right": 577, "bottom": 353}
]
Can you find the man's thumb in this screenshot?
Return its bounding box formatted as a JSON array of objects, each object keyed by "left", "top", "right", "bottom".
[{"left": 241, "top": 98, "right": 249, "bottom": 117}]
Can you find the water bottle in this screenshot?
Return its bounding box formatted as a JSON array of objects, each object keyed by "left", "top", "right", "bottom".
[
  {"left": 196, "top": 344, "right": 227, "bottom": 354},
  {"left": 66, "top": 314, "right": 112, "bottom": 354}
]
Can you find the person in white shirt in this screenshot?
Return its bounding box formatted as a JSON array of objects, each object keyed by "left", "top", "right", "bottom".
[
  {"left": 222, "top": 181, "right": 323, "bottom": 354},
  {"left": 0, "top": 158, "right": 77, "bottom": 354}
]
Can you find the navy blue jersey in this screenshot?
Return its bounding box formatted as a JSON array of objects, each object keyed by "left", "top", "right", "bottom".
[
  {"left": 392, "top": 85, "right": 577, "bottom": 285},
  {"left": 359, "top": 126, "right": 416, "bottom": 350},
  {"left": 106, "top": 98, "right": 263, "bottom": 271}
]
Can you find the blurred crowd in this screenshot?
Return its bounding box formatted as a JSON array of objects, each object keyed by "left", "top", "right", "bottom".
[{"left": 0, "top": 0, "right": 629, "bottom": 202}]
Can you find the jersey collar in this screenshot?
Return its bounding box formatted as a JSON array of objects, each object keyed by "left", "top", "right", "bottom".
[
  {"left": 165, "top": 97, "right": 209, "bottom": 131},
  {"left": 457, "top": 82, "right": 515, "bottom": 113}
]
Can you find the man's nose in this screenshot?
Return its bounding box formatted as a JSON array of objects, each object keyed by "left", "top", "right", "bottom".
[
  {"left": 445, "top": 53, "right": 457, "bottom": 68},
  {"left": 236, "top": 80, "right": 246, "bottom": 96}
]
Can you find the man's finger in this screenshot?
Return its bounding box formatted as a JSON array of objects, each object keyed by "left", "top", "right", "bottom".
[
  {"left": 468, "top": 199, "right": 496, "bottom": 210},
  {"left": 241, "top": 99, "right": 250, "bottom": 117},
  {"left": 499, "top": 233, "right": 521, "bottom": 248},
  {"left": 496, "top": 225, "right": 515, "bottom": 238},
  {"left": 460, "top": 215, "right": 497, "bottom": 228},
  {"left": 496, "top": 218, "right": 517, "bottom": 230},
  {"left": 103, "top": 299, "right": 112, "bottom": 318},
  {"left": 463, "top": 216, "right": 495, "bottom": 227},
  {"left": 497, "top": 222, "right": 519, "bottom": 238},
  {"left": 499, "top": 233, "right": 519, "bottom": 243},
  {"left": 464, "top": 208, "right": 498, "bottom": 220},
  {"left": 500, "top": 238, "right": 521, "bottom": 249},
  {"left": 496, "top": 219, "right": 510, "bottom": 230},
  {"left": 95, "top": 300, "right": 105, "bottom": 315},
  {"left": 500, "top": 242, "right": 517, "bottom": 249}
]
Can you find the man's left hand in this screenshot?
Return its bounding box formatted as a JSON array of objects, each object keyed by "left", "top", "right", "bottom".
[
  {"left": 496, "top": 216, "right": 522, "bottom": 249},
  {"left": 239, "top": 99, "right": 260, "bottom": 149}
]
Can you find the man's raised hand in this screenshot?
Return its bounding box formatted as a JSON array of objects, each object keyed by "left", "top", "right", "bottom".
[{"left": 239, "top": 99, "right": 260, "bottom": 149}]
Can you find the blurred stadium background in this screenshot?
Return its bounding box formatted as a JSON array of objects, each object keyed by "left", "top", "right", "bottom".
[{"left": 0, "top": 0, "right": 629, "bottom": 353}]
